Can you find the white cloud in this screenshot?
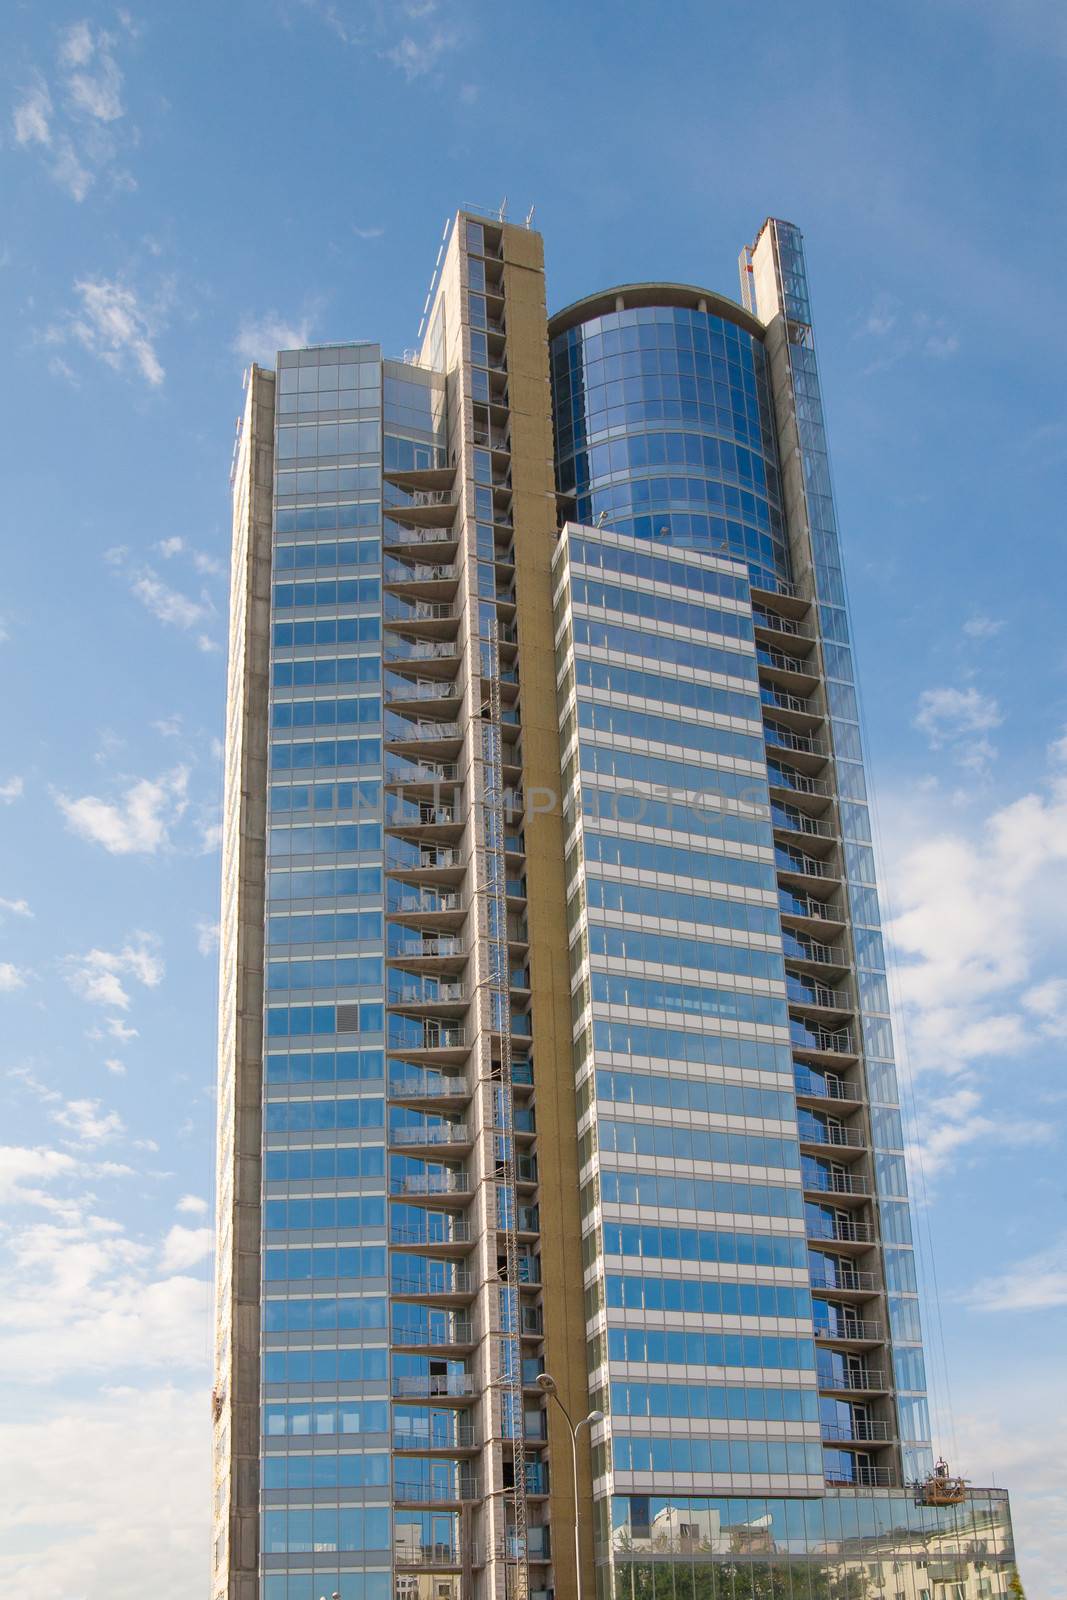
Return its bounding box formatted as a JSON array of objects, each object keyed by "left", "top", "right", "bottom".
[
  {"left": 884, "top": 765, "right": 1067, "bottom": 1079},
  {"left": 353, "top": 223, "right": 385, "bottom": 239},
  {"left": 130, "top": 570, "right": 210, "bottom": 628},
  {"left": 0, "top": 1146, "right": 80, "bottom": 1208},
  {"left": 156, "top": 538, "right": 224, "bottom": 578},
  {"left": 62, "top": 25, "right": 124, "bottom": 124},
  {"left": 160, "top": 1224, "right": 213, "bottom": 1272},
  {"left": 48, "top": 278, "right": 164, "bottom": 386},
  {"left": 385, "top": 28, "right": 456, "bottom": 78},
  {"left": 0, "top": 897, "right": 32, "bottom": 919},
  {"left": 232, "top": 311, "right": 313, "bottom": 366},
  {"left": 963, "top": 1235, "right": 1067, "bottom": 1313},
  {"left": 908, "top": 1085, "right": 1052, "bottom": 1181},
  {"left": 196, "top": 632, "right": 221, "bottom": 654},
  {"left": 0, "top": 1385, "right": 209, "bottom": 1600},
  {"left": 66, "top": 936, "right": 164, "bottom": 1012},
  {"left": 0, "top": 964, "right": 28, "bottom": 993},
  {"left": 152, "top": 714, "right": 183, "bottom": 738},
  {"left": 51, "top": 1098, "right": 125, "bottom": 1147},
  {"left": 196, "top": 920, "right": 220, "bottom": 957},
  {"left": 914, "top": 684, "right": 1002, "bottom": 747},
  {"left": 1023, "top": 977, "right": 1067, "bottom": 1039},
  {"left": 962, "top": 613, "right": 1004, "bottom": 640},
  {"left": 0, "top": 777, "right": 24, "bottom": 804},
  {"left": 1049, "top": 725, "right": 1067, "bottom": 766},
  {"left": 104, "top": 1017, "right": 138, "bottom": 1043},
  {"left": 104, "top": 1058, "right": 126, "bottom": 1077},
  {"left": 12, "top": 82, "right": 52, "bottom": 147},
  {"left": 175, "top": 1194, "right": 208, "bottom": 1216},
  {"left": 54, "top": 767, "right": 189, "bottom": 855}
]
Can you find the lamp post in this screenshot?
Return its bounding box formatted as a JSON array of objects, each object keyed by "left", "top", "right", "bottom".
[{"left": 536, "top": 1372, "right": 603, "bottom": 1600}]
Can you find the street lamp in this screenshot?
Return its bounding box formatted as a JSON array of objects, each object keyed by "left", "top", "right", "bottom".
[{"left": 536, "top": 1371, "right": 604, "bottom": 1600}]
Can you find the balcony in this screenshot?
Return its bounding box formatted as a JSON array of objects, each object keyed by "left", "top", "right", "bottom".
[
  {"left": 783, "top": 932, "right": 847, "bottom": 969},
  {"left": 390, "top": 1121, "right": 470, "bottom": 1149},
  {"left": 389, "top": 1073, "right": 470, "bottom": 1104},
  {"left": 393, "top": 1476, "right": 480, "bottom": 1503},
  {"left": 764, "top": 723, "right": 830, "bottom": 771},
  {"left": 390, "top": 1220, "right": 472, "bottom": 1249},
  {"left": 385, "top": 679, "right": 462, "bottom": 708},
  {"left": 817, "top": 1368, "right": 886, "bottom": 1393},
  {"left": 803, "top": 1168, "right": 869, "bottom": 1197},
  {"left": 791, "top": 1020, "right": 857, "bottom": 1058},
  {"left": 384, "top": 559, "right": 457, "bottom": 585},
  {"left": 392, "top": 1374, "right": 475, "bottom": 1399},
  {"left": 384, "top": 523, "right": 460, "bottom": 551},
  {"left": 778, "top": 890, "right": 845, "bottom": 932},
  {"left": 757, "top": 646, "right": 821, "bottom": 689},
  {"left": 794, "top": 1068, "right": 860, "bottom": 1104},
  {"left": 394, "top": 1545, "right": 479, "bottom": 1570},
  {"left": 391, "top": 1269, "right": 475, "bottom": 1299},
  {"left": 388, "top": 934, "right": 465, "bottom": 961},
  {"left": 390, "top": 1170, "right": 471, "bottom": 1197},
  {"left": 808, "top": 1268, "right": 879, "bottom": 1295},
  {"left": 806, "top": 1217, "right": 876, "bottom": 1246},
  {"left": 776, "top": 846, "right": 838, "bottom": 884},
  {"left": 391, "top": 1321, "right": 475, "bottom": 1351},
  {"left": 814, "top": 1318, "right": 884, "bottom": 1343},
  {"left": 787, "top": 979, "right": 852, "bottom": 1015},
  {"left": 825, "top": 1466, "right": 894, "bottom": 1488},
  {"left": 385, "top": 639, "right": 460, "bottom": 666},
  {"left": 393, "top": 1418, "right": 477, "bottom": 1451},
  {"left": 388, "top": 980, "right": 467, "bottom": 1014},
  {"left": 382, "top": 488, "right": 460, "bottom": 528},
  {"left": 798, "top": 1122, "right": 865, "bottom": 1150},
  {"left": 753, "top": 608, "right": 816, "bottom": 643},
  {"left": 773, "top": 806, "right": 835, "bottom": 841},
  {"left": 821, "top": 1419, "right": 892, "bottom": 1443}
]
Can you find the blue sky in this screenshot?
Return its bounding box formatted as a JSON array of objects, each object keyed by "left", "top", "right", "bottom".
[{"left": 1, "top": 1, "right": 1065, "bottom": 1594}]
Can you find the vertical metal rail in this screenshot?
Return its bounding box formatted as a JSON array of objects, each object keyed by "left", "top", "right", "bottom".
[{"left": 480, "top": 616, "right": 529, "bottom": 1600}]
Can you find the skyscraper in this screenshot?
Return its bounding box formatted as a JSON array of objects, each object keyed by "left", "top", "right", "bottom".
[{"left": 213, "top": 211, "right": 1017, "bottom": 1600}]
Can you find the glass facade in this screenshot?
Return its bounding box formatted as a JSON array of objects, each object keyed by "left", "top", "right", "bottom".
[
  {"left": 263, "top": 342, "right": 391, "bottom": 1600},
  {"left": 215, "top": 212, "right": 1016, "bottom": 1600}
]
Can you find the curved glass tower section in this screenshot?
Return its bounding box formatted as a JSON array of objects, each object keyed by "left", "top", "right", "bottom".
[{"left": 551, "top": 289, "right": 788, "bottom": 590}]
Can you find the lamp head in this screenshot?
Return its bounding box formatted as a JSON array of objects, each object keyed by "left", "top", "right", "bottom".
[
  {"left": 587, "top": 1409, "right": 605, "bottom": 1424},
  {"left": 536, "top": 1372, "right": 558, "bottom": 1394}
]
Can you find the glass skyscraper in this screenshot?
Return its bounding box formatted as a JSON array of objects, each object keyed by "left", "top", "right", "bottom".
[{"left": 214, "top": 212, "right": 1017, "bottom": 1600}]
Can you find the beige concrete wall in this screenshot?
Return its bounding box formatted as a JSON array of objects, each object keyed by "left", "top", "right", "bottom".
[
  {"left": 503, "top": 222, "right": 594, "bottom": 1597},
  {"left": 212, "top": 366, "right": 274, "bottom": 1600}
]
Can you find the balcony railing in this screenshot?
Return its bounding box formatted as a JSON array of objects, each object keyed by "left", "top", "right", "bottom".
[
  {"left": 386, "top": 720, "right": 463, "bottom": 743},
  {"left": 817, "top": 1368, "right": 885, "bottom": 1391},
  {"left": 765, "top": 724, "right": 829, "bottom": 759},
  {"left": 788, "top": 980, "right": 851, "bottom": 1011},
  {"left": 391, "top": 1321, "right": 474, "bottom": 1347},
  {"left": 821, "top": 1419, "right": 891, "bottom": 1442},
  {"left": 385, "top": 561, "right": 457, "bottom": 583},
  {"left": 794, "top": 1069, "right": 859, "bottom": 1101},
  {"left": 773, "top": 807, "right": 835, "bottom": 839},
  {"left": 799, "top": 1122, "right": 865, "bottom": 1149},
  {"left": 393, "top": 1476, "right": 480, "bottom": 1502},
  {"left": 809, "top": 1269, "right": 878, "bottom": 1294},
  {"left": 390, "top": 1221, "right": 472, "bottom": 1248},
  {"left": 392, "top": 1269, "right": 474, "bottom": 1296},
  {"left": 768, "top": 765, "right": 834, "bottom": 799},
  {"left": 389, "top": 1075, "right": 469, "bottom": 1100},
  {"left": 386, "top": 640, "right": 460, "bottom": 663},
  {"left": 385, "top": 681, "right": 461, "bottom": 705},
  {"left": 392, "top": 1374, "right": 475, "bottom": 1398},
  {"left": 791, "top": 1021, "right": 856, "bottom": 1054},
  {"left": 777, "top": 847, "right": 834, "bottom": 879},
  {"left": 814, "top": 1318, "right": 883, "bottom": 1342},
  {"left": 807, "top": 1218, "right": 876, "bottom": 1245},
  {"left": 783, "top": 934, "right": 847, "bottom": 966},
  {"left": 391, "top": 1122, "right": 470, "bottom": 1147},
  {"left": 753, "top": 608, "right": 815, "bottom": 641},
  {"left": 394, "top": 1419, "right": 477, "bottom": 1450},
  {"left": 389, "top": 935, "right": 465, "bottom": 959},
  {"left": 825, "top": 1466, "right": 894, "bottom": 1488},
  {"left": 779, "top": 890, "right": 842, "bottom": 922},
  {"left": 391, "top": 1171, "right": 471, "bottom": 1196},
  {"left": 803, "top": 1169, "right": 869, "bottom": 1196},
  {"left": 389, "top": 982, "right": 466, "bottom": 1007},
  {"left": 386, "top": 525, "right": 460, "bottom": 547},
  {"left": 758, "top": 646, "right": 815, "bottom": 676}
]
